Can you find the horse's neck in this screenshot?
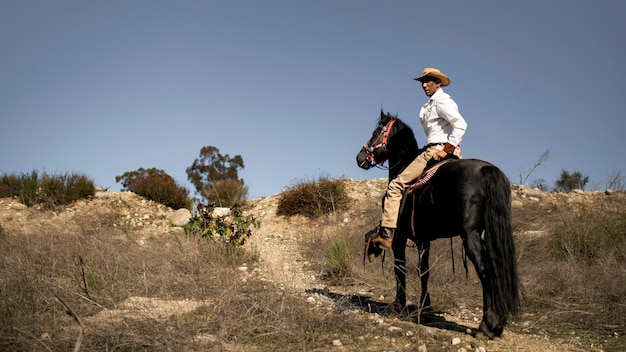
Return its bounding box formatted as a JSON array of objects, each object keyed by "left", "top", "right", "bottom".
[{"left": 388, "top": 157, "right": 413, "bottom": 180}]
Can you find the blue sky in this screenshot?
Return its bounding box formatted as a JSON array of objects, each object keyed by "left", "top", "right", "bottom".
[{"left": 1, "top": 1, "right": 625, "bottom": 199}]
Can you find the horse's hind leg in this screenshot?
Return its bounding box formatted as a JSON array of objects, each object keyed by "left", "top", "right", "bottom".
[
  {"left": 464, "top": 229, "right": 502, "bottom": 339},
  {"left": 417, "top": 240, "right": 431, "bottom": 311}
]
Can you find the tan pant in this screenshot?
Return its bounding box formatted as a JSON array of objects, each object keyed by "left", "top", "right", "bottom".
[{"left": 381, "top": 145, "right": 462, "bottom": 228}]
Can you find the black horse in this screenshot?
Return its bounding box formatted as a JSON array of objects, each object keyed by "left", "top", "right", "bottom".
[{"left": 356, "top": 111, "right": 520, "bottom": 339}]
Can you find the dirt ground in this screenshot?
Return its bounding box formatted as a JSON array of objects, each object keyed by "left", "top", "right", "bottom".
[{"left": 1, "top": 179, "right": 623, "bottom": 351}]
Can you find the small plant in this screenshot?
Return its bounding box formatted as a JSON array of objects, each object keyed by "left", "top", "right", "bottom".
[
  {"left": 184, "top": 204, "right": 260, "bottom": 248},
  {"left": 325, "top": 240, "right": 350, "bottom": 279},
  {"left": 277, "top": 176, "right": 349, "bottom": 218}
]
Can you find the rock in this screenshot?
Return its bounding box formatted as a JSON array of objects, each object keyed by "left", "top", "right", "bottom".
[
  {"left": 388, "top": 326, "right": 402, "bottom": 332},
  {"left": 169, "top": 208, "right": 191, "bottom": 227},
  {"left": 10, "top": 203, "right": 27, "bottom": 210},
  {"left": 94, "top": 191, "right": 111, "bottom": 199},
  {"left": 524, "top": 188, "right": 544, "bottom": 199},
  {"left": 212, "top": 207, "right": 231, "bottom": 217},
  {"left": 451, "top": 337, "right": 462, "bottom": 345}
]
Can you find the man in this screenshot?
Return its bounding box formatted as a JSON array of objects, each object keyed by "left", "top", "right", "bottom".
[{"left": 370, "top": 68, "right": 467, "bottom": 250}]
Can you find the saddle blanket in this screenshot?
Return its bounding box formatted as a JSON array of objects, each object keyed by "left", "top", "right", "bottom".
[{"left": 406, "top": 160, "right": 450, "bottom": 195}]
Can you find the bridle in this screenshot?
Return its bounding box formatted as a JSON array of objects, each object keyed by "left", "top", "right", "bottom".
[{"left": 361, "top": 119, "right": 396, "bottom": 168}]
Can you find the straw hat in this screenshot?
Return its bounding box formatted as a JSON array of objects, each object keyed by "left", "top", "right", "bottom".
[{"left": 413, "top": 68, "right": 450, "bottom": 87}]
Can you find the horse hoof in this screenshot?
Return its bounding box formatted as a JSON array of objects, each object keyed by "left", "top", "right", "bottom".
[
  {"left": 474, "top": 331, "right": 492, "bottom": 341},
  {"left": 476, "top": 321, "right": 496, "bottom": 340}
]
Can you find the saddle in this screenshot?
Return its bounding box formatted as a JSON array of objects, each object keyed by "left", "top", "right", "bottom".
[
  {"left": 364, "top": 156, "right": 457, "bottom": 263},
  {"left": 407, "top": 157, "right": 455, "bottom": 195}
]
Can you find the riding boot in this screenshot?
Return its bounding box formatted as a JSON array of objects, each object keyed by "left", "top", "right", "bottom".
[{"left": 371, "top": 226, "right": 394, "bottom": 250}]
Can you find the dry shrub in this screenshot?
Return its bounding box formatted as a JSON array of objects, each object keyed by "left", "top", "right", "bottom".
[
  {"left": 128, "top": 174, "right": 192, "bottom": 210},
  {"left": 201, "top": 178, "right": 248, "bottom": 208},
  {"left": 277, "top": 177, "right": 349, "bottom": 218}
]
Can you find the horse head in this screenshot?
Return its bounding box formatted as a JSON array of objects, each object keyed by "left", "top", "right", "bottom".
[
  {"left": 356, "top": 111, "right": 397, "bottom": 169},
  {"left": 356, "top": 111, "right": 419, "bottom": 174}
]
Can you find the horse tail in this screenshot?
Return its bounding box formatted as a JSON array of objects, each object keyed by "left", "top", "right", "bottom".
[{"left": 481, "top": 165, "right": 520, "bottom": 324}]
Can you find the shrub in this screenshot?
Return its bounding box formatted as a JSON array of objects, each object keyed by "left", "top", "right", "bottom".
[
  {"left": 202, "top": 178, "right": 248, "bottom": 208},
  {"left": 116, "top": 168, "right": 192, "bottom": 210},
  {"left": 129, "top": 174, "right": 191, "bottom": 210},
  {"left": 0, "top": 173, "right": 19, "bottom": 198},
  {"left": 39, "top": 172, "right": 95, "bottom": 207},
  {"left": 17, "top": 170, "right": 40, "bottom": 206},
  {"left": 184, "top": 204, "right": 260, "bottom": 249},
  {"left": 277, "top": 177, "right": 349, "bottom": 218},
  {"left": 325, "top": 240, "right": 351, "bottom": 279},
  {"left": 550, "top": 204, "right": 626, "bottom": 263},
  {"left": 0, "top": 171, "right": 95, "bottom": 207},
  {"left": 554, "top": 169, "right": 589, "bottom": 192}
]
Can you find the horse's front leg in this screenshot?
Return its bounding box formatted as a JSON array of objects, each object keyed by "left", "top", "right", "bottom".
[
  {"left": 417, "top": 240, "right": 431, "bottom": 311},
  {"left": 391, "top": 233, "right": 408, "bottom": 313}
]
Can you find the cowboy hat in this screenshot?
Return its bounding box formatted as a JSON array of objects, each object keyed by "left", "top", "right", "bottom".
[{"left": 413, "top": 68, "right": 450, "bottom": 87}]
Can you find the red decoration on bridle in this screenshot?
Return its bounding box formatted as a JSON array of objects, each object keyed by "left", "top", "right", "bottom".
[{"left": 363, "top": 119, "right": 396, "bottom": 167}]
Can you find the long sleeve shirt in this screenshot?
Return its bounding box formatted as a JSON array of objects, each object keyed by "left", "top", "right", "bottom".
[{"left": 418, "top": 88, "right": 467, "bottom": 147}]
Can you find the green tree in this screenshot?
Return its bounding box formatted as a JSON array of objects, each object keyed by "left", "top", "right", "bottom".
[
  {"left": 554, "top": 169, "right": 589, "bottom": 193},
  {"left": 186, "top": 146, "right": 247, "bottom": 207}
]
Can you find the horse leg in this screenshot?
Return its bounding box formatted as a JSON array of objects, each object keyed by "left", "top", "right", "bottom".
[
  {"left": 463, "top": 229, "right": 502, "bottom": 339},
  {"left": 417, "top": 240, "right": 431, "bottom": 311},
  {"left": 392, "top": 236, "right": 407, "bottom": 314}
]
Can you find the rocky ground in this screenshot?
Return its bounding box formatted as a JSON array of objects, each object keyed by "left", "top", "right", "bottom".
[{"left": 1, "top": 179, "right": 622, "bottom": 351}]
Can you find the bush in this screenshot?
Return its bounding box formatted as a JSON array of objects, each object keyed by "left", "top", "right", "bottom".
[
  {"left": 202, "top": 178, "right": 248, "bottom": 208},
  {"left": 554, "top": 169, "right": 589, "bottom": 192},
  {"left": 116, "top": 168, "right": 192, "bottom": 210},
  {"left": 277, "top": 177, "right": 349, "bottom": 218},
  {"left": 0, "top": 170, "right": 95, "bottom": 207},
  {"left": 325, "top": 240, "right": 351, "bottom": 279},
  {"left": 129, "top": 174, "right": 191, "bottom": 210},
  {"left": 550, "top": 203, "right": 626, "bottom": 263},
  {"left": 0, "top": 173, "right": 19, "bottom": 198},
  {"left": 40, "top": 172, "right": 95, "bottom": 207},
  {"left": 184, "top": 204, "right": 260, "bottom": 249},
  {"left": 17, "top": 170, "right": 40, "bottom": 206}
]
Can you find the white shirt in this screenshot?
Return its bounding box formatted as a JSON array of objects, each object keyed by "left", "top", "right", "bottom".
[{"left": 419, "top": 88, "right": 467, "bottom": 147}]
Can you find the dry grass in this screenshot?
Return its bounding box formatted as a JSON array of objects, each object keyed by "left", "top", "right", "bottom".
[
  {"left": 1, "top": 187, "right": 625, "bottom": 351},
  {"left": 0, "top": 204, "right": 371, "bottom": 351}
]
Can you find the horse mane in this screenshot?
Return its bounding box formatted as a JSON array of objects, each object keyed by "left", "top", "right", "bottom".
[{"left": 379, "top": 111, "right": 420, "bottom": 166}]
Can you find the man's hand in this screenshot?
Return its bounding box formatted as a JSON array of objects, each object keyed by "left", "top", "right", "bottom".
[{"left": 433, "top": 150, "right": 448, "bottom": 161}]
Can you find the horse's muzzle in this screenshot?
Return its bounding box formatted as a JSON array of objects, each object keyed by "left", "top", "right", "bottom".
[{"left": 356, "top": 148, "right": 372, "bottom": 170}]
